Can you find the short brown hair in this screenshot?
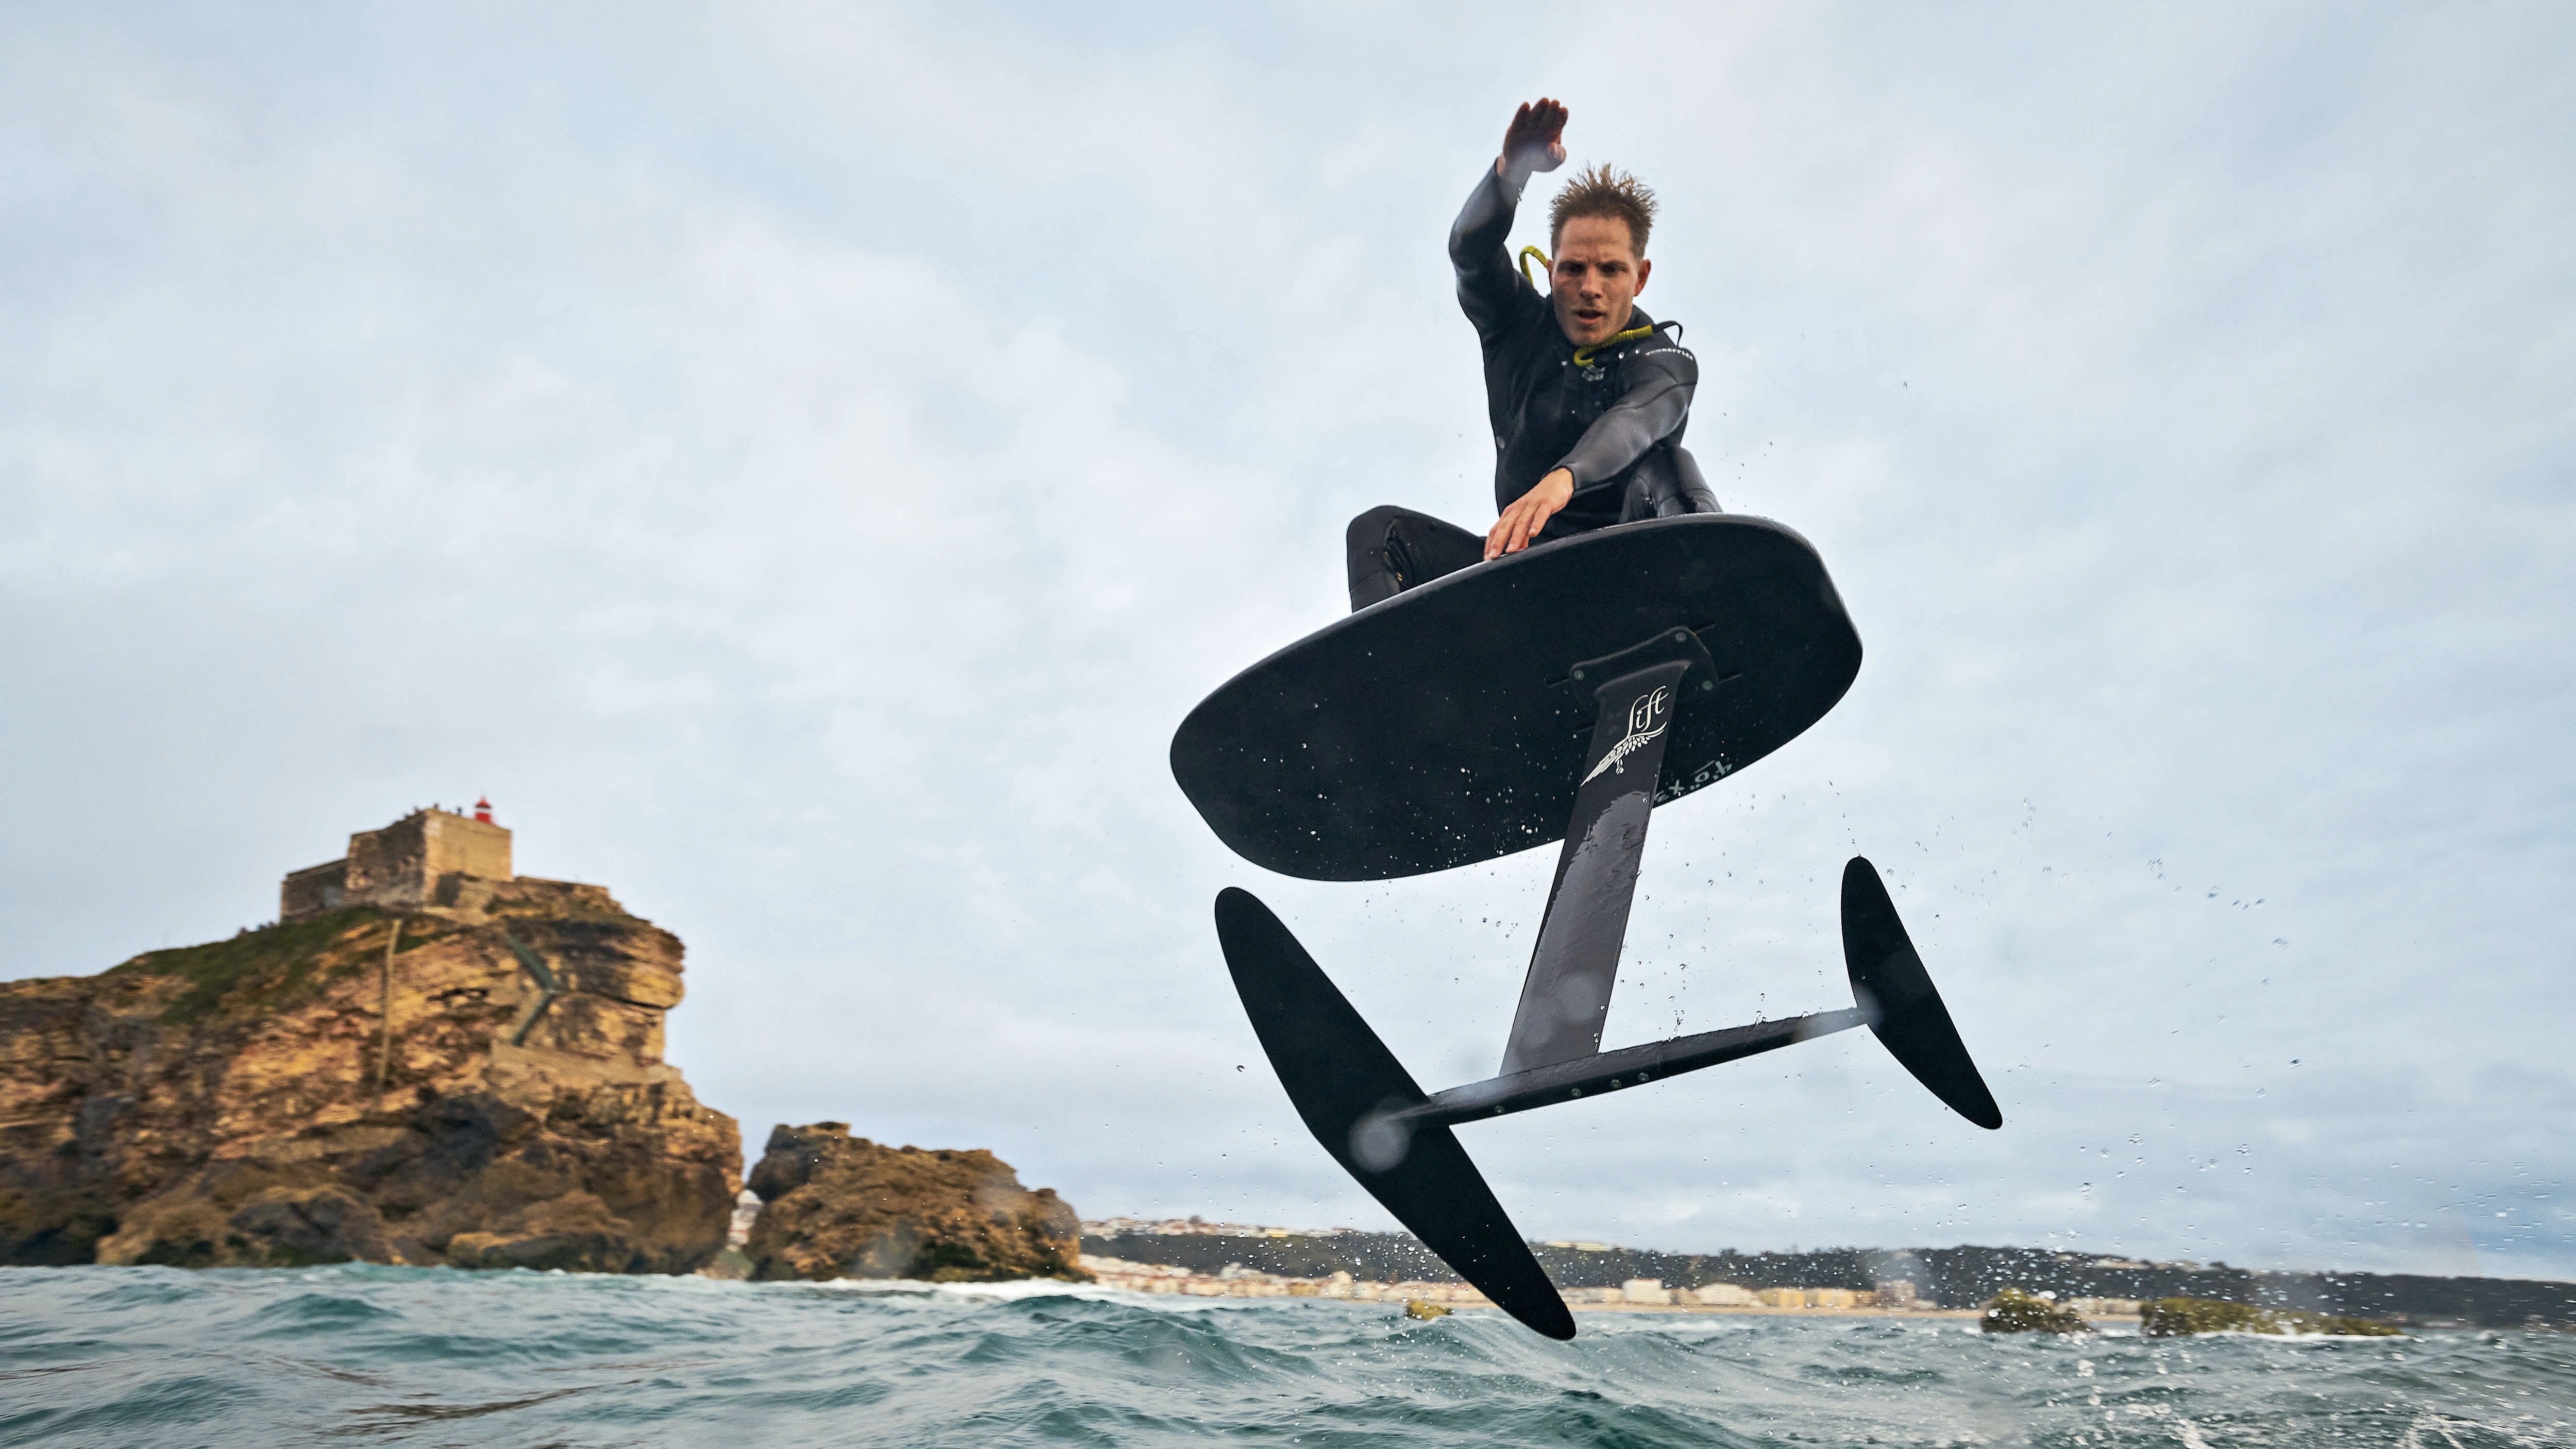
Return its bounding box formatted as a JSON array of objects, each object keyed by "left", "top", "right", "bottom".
[{"left": 1549, "top": 163, "right": 1657, "bottom": 257}]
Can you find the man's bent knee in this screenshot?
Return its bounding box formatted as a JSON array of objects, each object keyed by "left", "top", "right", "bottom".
[{"left": 1347, "top": 505, "right": 1413, "bottom": 552}]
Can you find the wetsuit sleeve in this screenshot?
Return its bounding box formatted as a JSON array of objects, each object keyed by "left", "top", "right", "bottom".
[
  {"left": 1557, "top": 341, "right": 1699, "bottom": 492},
  {"left": 1450, "top": 165, "right": 1546, "bottom": 342}
]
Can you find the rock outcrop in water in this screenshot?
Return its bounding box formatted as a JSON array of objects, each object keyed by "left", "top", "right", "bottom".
[
  {"left": 2141, "top": 1296, "right": 2400, "bottom": 1337},
  {"left": 0, "top": 869, "right": 739, "bottom": 1272},
  {"left": 1978, "top": 1286, "right": 2093, "bottom": 1333},
  {"left": 744, "top": 1122, "right": 1087, "bottom": 1283}
]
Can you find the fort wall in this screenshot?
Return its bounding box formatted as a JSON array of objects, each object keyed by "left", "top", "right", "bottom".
[{"left": 282, "top": 807, "right": 515, "bottom": 920}]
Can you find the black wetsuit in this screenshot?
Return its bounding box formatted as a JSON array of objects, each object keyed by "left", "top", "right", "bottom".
[{"left": 1347, "top": 164, "right": 1716, "bottom": 610}]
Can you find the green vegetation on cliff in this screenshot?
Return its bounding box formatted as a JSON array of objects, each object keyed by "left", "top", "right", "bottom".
[{"left": 109, "top": 908, "right": 422, "bottom": 1026}]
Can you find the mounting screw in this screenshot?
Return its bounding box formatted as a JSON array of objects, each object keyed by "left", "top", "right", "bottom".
[{"left": 1571, "top": 668, "right": 1585, "bottom": 680}]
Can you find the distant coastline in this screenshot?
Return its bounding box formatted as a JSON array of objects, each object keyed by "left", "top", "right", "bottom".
[
  {"left": 1081, "top": 1220, "right": 2576, "bottom": 1331},
  {"left": 1079, "top": 1253, "right": 2046, "bottom": 1319}
]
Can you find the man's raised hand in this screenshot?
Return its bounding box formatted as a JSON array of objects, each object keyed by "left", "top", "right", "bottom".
[{"left": 1498, "top": 98, "right": 1568, "bottom": 181}]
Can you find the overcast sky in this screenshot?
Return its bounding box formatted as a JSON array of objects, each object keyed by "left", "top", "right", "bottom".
[{"left": 6, "top": 3, "right": 2572, "bottom": 1281}]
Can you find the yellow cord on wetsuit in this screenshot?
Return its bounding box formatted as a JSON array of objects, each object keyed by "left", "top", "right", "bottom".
[
  {"left": 1572, "top": 323, "right": 1656, "bottom": 368},
  {"left": 1518, "top": 245, "right": 1551, "bottom": 287}
]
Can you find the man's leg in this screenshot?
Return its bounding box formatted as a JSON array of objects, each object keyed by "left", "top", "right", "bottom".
[
  {"left": 1346, "top": 506, "right": 1487, "bottom": 612},
  {"left": 1616, "top": 445, "right": 1724, "bottom": 523}
]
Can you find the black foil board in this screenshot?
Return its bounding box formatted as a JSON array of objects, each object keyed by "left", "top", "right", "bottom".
[{"left": 1171, "top": 514, "right": 1863, "bottom": 881}]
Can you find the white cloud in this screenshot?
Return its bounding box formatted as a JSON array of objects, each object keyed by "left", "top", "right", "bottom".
[{"left": 5, "top": 1, "right": 2573, "bottom": 1277}]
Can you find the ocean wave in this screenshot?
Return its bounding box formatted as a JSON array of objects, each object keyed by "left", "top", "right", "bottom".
[{"left": 2, "top": 1265, "right": 2567, "bottom": 1447}]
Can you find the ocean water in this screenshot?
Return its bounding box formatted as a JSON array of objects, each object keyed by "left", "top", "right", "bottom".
[{"left": 3, "top": 1266, "right": 2570, "bottom": 1447}]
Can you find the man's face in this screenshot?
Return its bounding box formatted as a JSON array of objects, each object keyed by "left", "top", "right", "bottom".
[{"left": 1550, "top": 214, "right": 1652, "bottom": 348}]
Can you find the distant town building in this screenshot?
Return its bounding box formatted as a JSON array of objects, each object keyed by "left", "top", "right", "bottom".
[
  {"left": 1874, "top": 1278, "right": 1917, "bottom": 1307},
  {"left": 1685, "top": 1283, "right": 1759, "bottom": 1306},
  {"left": 1621, "top": 1278, "right": 1671, "bottom": 1305},
  {"left": 1080, "top": 1216, "right": 1354, "bottom": 1239},
  {"left": 1757, "top": 1287, "right": 1806, "bottom": 1308},
  {"left": 281, "top": 805, "right": 513, "bottom": 918},
  {"left": 1808, "top": 1288, "right": 1859, "bottom": 1309}
]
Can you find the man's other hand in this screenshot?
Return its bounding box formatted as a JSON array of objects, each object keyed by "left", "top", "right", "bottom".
[
  {"left": 1487, "top": 469, "right": 1574, "bottom": 559},
  {"left": 1498, "top": 98, "right": 1568, "bottom": 181}
]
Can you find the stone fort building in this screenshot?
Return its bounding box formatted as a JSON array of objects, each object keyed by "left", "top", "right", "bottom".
[{"left": 282, "top": 801, "right": 515, "bottom": 919}]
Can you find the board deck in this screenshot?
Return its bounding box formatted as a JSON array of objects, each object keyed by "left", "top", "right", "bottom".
[{"left": 1171, "top": 514, "right": 1863, "bottom": 881}]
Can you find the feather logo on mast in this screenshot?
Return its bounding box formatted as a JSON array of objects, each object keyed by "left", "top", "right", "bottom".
[{"left": 1582, "top": 684, "right": 1672, "bottom": 785}]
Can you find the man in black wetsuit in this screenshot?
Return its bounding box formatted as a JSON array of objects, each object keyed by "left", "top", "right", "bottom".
[{"left": 1347, "top": 97, "right": 1717, "bottom": 611}]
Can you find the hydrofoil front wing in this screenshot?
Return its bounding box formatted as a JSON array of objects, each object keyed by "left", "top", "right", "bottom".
[{"left": 1214, "top": 887, "right": 1574, "bottom": 1339}]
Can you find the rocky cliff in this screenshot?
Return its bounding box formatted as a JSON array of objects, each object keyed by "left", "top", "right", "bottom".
[
  {"left": 0, "top": 878, "right": 739, "bottom": 1271},
  {"left": 744, "top": 1122, "right": 1086, "bottom": 1283}
]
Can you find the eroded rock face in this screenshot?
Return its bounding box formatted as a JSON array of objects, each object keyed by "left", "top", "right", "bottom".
[
  {"left": 0, "top": 881, "right": 739, "bottom": 1272},
  {"left": 1979, "top": 1286, "right": 2093, "bottom": 1334},
  {"left": 745, "top": 1123, "right": 1087, "bottom": 1283}
]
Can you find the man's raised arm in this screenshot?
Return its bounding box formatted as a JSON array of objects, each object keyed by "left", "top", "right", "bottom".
[{"left": 1450, "top": 99, "right": 1568, "bottom": 339}]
